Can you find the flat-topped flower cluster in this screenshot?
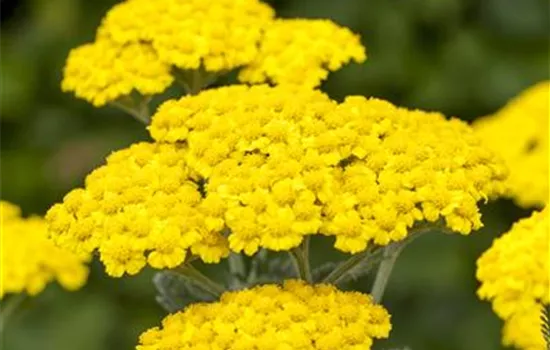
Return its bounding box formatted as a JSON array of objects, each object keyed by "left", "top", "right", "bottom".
[
  {"left": 62, "top": 0, "right": 365, "bottom": 106},
  {"left": 137, "top": 280, "right": 391, "bottom": 350},
  {"left": 47, "top": 85, "right": 508, "bottom": 277}
]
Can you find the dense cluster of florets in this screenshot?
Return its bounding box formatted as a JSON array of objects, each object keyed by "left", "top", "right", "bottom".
[
  {"left": 62, "top": 41, "right": 173, "bottom": 107},
  {"left": 46, "top": 143, "right": 230, "bottom": 277},
  {"left": 473, "top": 81, "right": 549, "bottom": 208},
  {"left": 238, "top": 19, "right": 366, "bottom": 87},
  {"left": 477, "top": 208, "right": 549, "bottom": 350},
  {"left": 97, "top": 0, "right": 274, "bottom": 72},
  {"left": 150, "top": 85, "right": 507, "bottom": 255},
  {"left": 61, "top": 0, "right": 366, "bottom": 107},
  {"left": 137, "top": 280, "right": 391, "bottom": 350},
  {"left": 1, "top": 201, "right": 88, "bottom": 297}
]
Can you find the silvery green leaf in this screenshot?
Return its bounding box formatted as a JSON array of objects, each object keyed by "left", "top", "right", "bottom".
[{"left": 153, "top": 271, "right": 216, "bottom": 313}]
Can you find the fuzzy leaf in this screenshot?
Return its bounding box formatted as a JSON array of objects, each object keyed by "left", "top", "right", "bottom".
[{"left": 153, "top": 271, "right": 216, "bottom": 313}]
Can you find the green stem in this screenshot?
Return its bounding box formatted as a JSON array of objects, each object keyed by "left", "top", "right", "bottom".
[
  {"left": 176, "top": 264, "right": 225, "bottom": 298},
  {"left": 322, "top": 224, "right": 434, "bottom": 288},
  {"left": 289, "top": 237, "right": 313, "bottom": 283},
  {"left": 0, "top": 294, "right": 26, "bottom": 335},
  {"left": 369, "top": 225, "right": 434, "bottom": 303},
  {"left": 322, "top": 246, "right": 383, "bottom": 284},
  {"left": 370, "top": 243, "right": 404, "bottom": 303}
]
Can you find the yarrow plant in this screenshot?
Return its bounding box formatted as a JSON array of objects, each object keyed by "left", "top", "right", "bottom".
[{"left": 3, "top": 0, "right": 547, "bottom": 349}]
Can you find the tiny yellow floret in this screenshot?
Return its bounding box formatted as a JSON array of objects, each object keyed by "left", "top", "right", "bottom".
[
  {"left": 137, "top": 280, "right": 391, "bottom": 350},
  {"left": 1, "top": 201, "right": 89, "bottom": 298}
]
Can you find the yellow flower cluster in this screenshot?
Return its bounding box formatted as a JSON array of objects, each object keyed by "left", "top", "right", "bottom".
[
  {"left": 46, "top": 143, "right": 230, "bottom": 277},
  {"left": 62, "top": 0, "right": 274, "bottom": 106},
  {"left": 137, "top": 280, "right": 391, "bottom": 350},
  {"left": 62, "top": 0, "right": 367, "bottom": 106},
  {"left": 97, "top": 0, "right": 274, "bottom": 72},
  {"left": 476, "top": 209, "right": 549, "bottom": 350},
  {"left": 238, "top": 19, "right": 366, "bottom": 87},
  {"left": 62, "top": 41, "right": 173, "bottom": 107},
  {"left": 473, "top": 81, "right": 549, "bottom": 208},
  {"left": 150, "top": 85, "right": 507, "bottom": 255},
  {"left": 1, "top": 201, "right": 88, "bottom": 298}
]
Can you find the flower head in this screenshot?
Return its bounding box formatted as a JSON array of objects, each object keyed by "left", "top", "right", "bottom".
[
  {"left": 473, "top": 81, "right": 549, "bottom": 207},
  {"left": 46, "top": 142, "right": 230, "bottom": 277},
  {"left": 1, "top": 201, "right": 88, "bottom": 298},
  {"left": 476, "top": 208, "right": 549, "bottom": 349},
  {"left": 62, "top": 40, "right": 173, "bottom": 107},
  {"left": 137, "top": 280, "right": 391, "bottom": 350},
  {"left": 97, "top": 0, "right": 275, "bottom": 72},
  {"left": 238, "top": 19, "right": 366, "bottom": 87},
  {"left": 149, "top": 85, "right": 507, "bottom": 255}
]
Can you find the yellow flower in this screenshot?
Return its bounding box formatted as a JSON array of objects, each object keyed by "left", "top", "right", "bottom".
[
  {"left": 62, "top": 39, "right": 173, "bottom": 106},
  {"left": 137, "top": 280, "right": 391, "bottom": 350},
  {"left": 46, "top": 142, "right": 230, "bottom": 277},
  {"left": 1, "top": 201, "right": 88, "bottom": 298},
  {"left": 239, "top": 19, "right": 366, "bottom": 87},
  {"left": 149, "top": 85, "right": 507, "bottom": 255},
  {"left": 503, "top": 306, "right": 546, "bottom": 350},
  {"left": 476, "top": 208, "right": 549, "bottom": 350},
  {"left": 473, "top": 81, "right": 549, "bottom": 208},
  {"left": 97, "top": 0, "right": 274, "bottom": 72}
]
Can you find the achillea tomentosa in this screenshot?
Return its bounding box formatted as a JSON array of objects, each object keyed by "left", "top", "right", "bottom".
[
  {"left": 47, "top": 85, "right": 507, "bottom": 277},
  {"left": 137, "top": 280, "right": 391, "bottom": 350},
  {"left": 0, "top": 201, "right": 88, "bottom": 297},
  {"left": 477, "top": 208, "right": 549, "bottom": 350},
  {"left": 473, "top": 81, "right": 549, "bottom": 208},
  {"left": 61, "top": 0, "right": 365, "bottom": 107}
]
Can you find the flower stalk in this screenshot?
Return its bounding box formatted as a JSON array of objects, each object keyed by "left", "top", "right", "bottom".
[
  {"left": 370, "top": 243, "right": 405, "bottom": 303},
  {"left": 176, "top": 263, "right": 225, "bottom": 298},
  {"left": 289, "top": 236, "right": 313, "bottom": 283},
  {"left": 0, "top": 294, "right": 26, "bottom": 335}
]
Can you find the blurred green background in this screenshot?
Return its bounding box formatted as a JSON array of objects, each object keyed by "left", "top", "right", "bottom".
[{"left": 1, "top": 0, "right": 548, "bottom": 349}]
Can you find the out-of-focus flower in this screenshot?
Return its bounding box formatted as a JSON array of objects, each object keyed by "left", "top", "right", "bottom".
[
  {"left": 149, "top": 85, "right": 508, "bottom": 255},
  {"left": 1, "top": 201, "right": 88, "bottom": 297},
  {"left": 238, "top": 19, "right": 366, "bottom": 87},
  {"left": 473, "top": 81, "right": 549, "bottom": 208},
  {"left": 46, "top": 142, "right": 229, "bottom": 277},
  {"left": 477, "top": 208, "right": 549, "bottom": 350},
  {"left": 137, "top": 280, "right": 391, "bottom": 350}
]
